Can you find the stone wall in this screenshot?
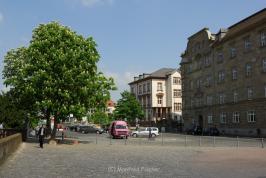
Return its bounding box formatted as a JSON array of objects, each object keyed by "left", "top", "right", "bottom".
[{"left": 0, "top": 133, "right": 22, "bottom": 165}]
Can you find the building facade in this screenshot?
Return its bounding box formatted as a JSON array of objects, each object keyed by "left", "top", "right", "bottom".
[
  {"left": 106, "top": 100, "right": 116, "bottom": 115},
  {"left": 129, "top": 68, "right": 182, "bottom": 128},
  {"left": 180, "top": 9, "right": 266, "bottom": 136}
]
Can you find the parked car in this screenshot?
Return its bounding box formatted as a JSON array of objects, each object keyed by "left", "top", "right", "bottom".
[
  {"left": 131, "top": 127, "right": 159, "bottom": 137},
  {"left": 79, "top": 125, "right": 104, "bottom": 134},
  {"left": 203, "top": 127, "right": 220, "bottom": 136},
  {"left": 109, "top": 121, "right": 130, "bottom": 139},
  {"left": 186, "top": 126, "right": 203, "bottom": 135}
]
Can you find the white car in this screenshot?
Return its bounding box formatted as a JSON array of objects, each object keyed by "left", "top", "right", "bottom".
[{"left": 131, "top": 127, "right": 159, "bottom": 137}]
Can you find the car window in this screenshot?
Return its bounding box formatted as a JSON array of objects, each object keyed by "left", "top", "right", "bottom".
[{"left": 115, "top": 125, "right": 127, "bottom": 129}]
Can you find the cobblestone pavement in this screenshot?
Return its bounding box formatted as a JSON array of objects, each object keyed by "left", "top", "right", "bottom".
[{"left": 1, "top": 141, "right": 266, "bottom": 178}]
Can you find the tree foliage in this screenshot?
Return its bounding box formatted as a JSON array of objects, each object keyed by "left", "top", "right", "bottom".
[
  {"left": 89, "top": 110, "right": 110, "bottom": 125},
  {"left": 114, "top": 91, "right": 144, "bottom": 122},
  {"left": 3, "top": 22, "right": 116, "bottom": 137},
  {"left": 0, "top": 92, "right": 26, "bottom": 129}
]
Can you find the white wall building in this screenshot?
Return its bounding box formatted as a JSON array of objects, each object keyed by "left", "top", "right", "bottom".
[{"left": 129, "top": 68, "right": 182, "bottom": 124}]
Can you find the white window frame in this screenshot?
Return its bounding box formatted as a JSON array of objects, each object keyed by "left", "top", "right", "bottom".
[
  {"left": 220, "top": 113, "right": 226, "bottom": 124},
  {"left": 174, "top": 103, "right": 178, "bottom": 111},
  {"left": 261, "top": 31, "right": 266, "bottom": 47},
  {"left": 218, "top": 71, "right": 225, "bottom": 82},
  {"left": 244, "top": 38, "right": 251, "bottom": 49},
  {"left": 205, "top": 55, "right": 211, "bottom": 66},
  {"left": 208, "top": 115, "right": 213, "bottom": 124},
  {"left": 247, "top": 87, "right": 253, "bottom": 100},
  {"left": 219, "top": 93, "right": 225, "bottom": 104},
  {"left": 147, "top": 83, "right": 150, "bottom": 92},
  {"left": 143, "top": 84, "right": 146, "bottom": 94},
  {"left": 233, "top": 91, "right": 238, "bottom": 103},
  {"left": 230, "top": 47, "right": 236, "bottom": 58},
  {"left": 247, "top": 111, "right": 256, "bottom": 123},
  {"left": 173, "top": 89, "right": 178, "bottom": 98},
  {"left": 263, "top": 59, "right": 266, "bottom": 72},
  {"left": 232, "top": 68, "right": 237, "bottom": 80},
  {"left": 157, "top": 96, "right": 162, "bottom": 105},
  {"left": 138, "top": 85, "right": 142, "bottom": 94},
  {"left": 173, "top": 77, "right": 181, "bottom": 85},
  {"left": 177, "top": 103, "right": 182, "bottom": 111},
  {"left": 232, "top": 112, "right": 240, "bottom": 123},
  {"left": 157, "top": 82, "right": 163, "bottom": 91},
  {"left": 246, "top": 63, "right": 251, "bottom": 76}
]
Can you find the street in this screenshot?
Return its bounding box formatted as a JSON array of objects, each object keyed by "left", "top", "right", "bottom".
[{"left": 1, "top": 131, "right": 266, "bottom": 178}]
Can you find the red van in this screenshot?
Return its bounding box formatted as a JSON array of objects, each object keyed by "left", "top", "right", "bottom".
[{"left": 109, "top": 121, "right": 129, "bottom": 139}]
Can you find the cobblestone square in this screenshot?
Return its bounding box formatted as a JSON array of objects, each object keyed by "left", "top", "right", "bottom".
[{"left": 1, "top": 133, "right": 266, "bottom": 178}]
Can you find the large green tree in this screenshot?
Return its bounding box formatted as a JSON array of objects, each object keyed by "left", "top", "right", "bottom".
[
  {"left": 114, "top": 91, "right": 144, "bottom": 122},
  {"left": 3, "top": 22, "right": 115, "bottom": 138}
]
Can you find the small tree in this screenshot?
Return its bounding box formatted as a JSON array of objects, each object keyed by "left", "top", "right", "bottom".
[
  {"left": 114, "top": 91, "right": 144, "bottom": 123},
  {"left": 0, "top": 92, "right": 26, "bottom": 129}
]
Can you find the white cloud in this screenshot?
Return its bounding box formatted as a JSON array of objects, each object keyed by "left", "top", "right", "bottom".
[
  {"left": 0, "top": 12, "right": 3, "bottom": 23},
  {"left": 80, "top": 0, "right": 114, "bottom": 7},
  {"left": 105, "top": 71, "right": 138, "bottom": 101}
]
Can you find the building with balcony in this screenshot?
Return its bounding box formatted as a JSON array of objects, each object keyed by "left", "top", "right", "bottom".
[
  {"left": 180, "top": 8, "right": 266, "bottom": 136},
  {"left": 129, "top": 68, "right": 182, "bottom": 129}
]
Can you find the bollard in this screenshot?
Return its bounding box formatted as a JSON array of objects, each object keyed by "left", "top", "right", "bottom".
[
  {"left": 139, "top": 136, "right": 141, "bottom": 145},
  {"left": 61, "top": 132, "right": 64, "bottom": 141},
  {"left": 185, "top": 135, "right": 187, "bottom": 147},
  {"left": 124, "top": 137, "right": 127, "bottom": 145},
  {"left": 236, "top": 136, "right": 239, "bottom": 148},
  {"left": 199, "top": 136, "right": 202, "bottom": 147},
  {"left": 96, "top": 133, "right": 98, "bottom": 144},
  {"left": 109, "top": 135, "right": 112, "bottom": 145},
  {"left": 161, "top": 132, "right": 163, "bottom": 146},
  {"left": 213, "top": 136, "right": 216, "bottom": 147},
  {"left": 261, "top": 138, "right": 264, "bottom": 148}
]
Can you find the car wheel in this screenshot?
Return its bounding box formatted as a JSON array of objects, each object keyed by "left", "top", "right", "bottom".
[
  {"left": 96, "top": 131, "right": 100, "bottom": 134},
  {"left": 152, "top": 133, "right": 156, "bottom": 137},
  {"left": 132, "top": 133, "right": 137, "bottom": 137},
  {"left": 81, "top": 131, "right": 84, "bottom": 134}
]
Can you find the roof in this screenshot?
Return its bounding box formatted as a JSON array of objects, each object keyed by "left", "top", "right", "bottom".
[
  {"left": 150, "top": 68, "right": 176, "bottom": 77},
  {"left": 212, "top": 8, "right": 266, "bottom": 46},
  {"left": 128, "top": 68, "right": 178, "bottom": 85}
]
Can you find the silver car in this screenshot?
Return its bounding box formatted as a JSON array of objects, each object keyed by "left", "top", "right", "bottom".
[{"left": 131, "top": 127, "right": 159, "bottom": 137}]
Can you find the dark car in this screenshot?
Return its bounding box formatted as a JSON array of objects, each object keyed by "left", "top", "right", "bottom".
[
  {"left": 186, "top": 126, "right": 203, "bottom": 135},
  {"left": 79, "top": 125, "right": 104, "bottom": 134},
  {"left": 69, "top": 125, "right": 79, "bottom": 132},
  {"left": 204, "top": 127, "right": 220, "bottom": 136}
]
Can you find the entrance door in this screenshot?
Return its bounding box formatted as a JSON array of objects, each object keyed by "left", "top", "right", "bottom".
[{"left": 198, "top": 115, "right": 203, "bottom": 128}]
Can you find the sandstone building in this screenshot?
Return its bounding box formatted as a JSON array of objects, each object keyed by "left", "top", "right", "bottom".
[
  {"left": 180, "top": 8, "right": 266, "bottom": 136},
  {"left": 129, "top": 68, "right": 182, "bottom": 130}
]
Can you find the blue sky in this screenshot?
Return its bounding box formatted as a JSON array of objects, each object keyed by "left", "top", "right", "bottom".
[{"left": 0, "top": 0, "right": 265, "bottom": 101}]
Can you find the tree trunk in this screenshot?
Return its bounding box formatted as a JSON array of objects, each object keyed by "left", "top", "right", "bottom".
[
  {"left": 45, "top": 109, "right": 51, "bottom": 137},
  {"left": 51, "top": 115, "right": 58, "bottom": 140}
]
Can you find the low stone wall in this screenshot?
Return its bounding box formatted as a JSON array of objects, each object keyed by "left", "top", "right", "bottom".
[{"left": 0, "top": 133, "right": 22, "bottom": 165}]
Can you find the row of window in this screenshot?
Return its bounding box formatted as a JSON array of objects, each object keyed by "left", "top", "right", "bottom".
[
  {"left": 139, "top": 96, "right": 151, "bottom": 107},
  {"left": 156, "top": 96, "right": 182, "bottom": 112},
  {"left": 137, "top": 82, "right": 151, "bottom": 94},
  {"left": 132, "top": 77, "right": 182, "bottom": 95},
  {"left": 217, "top": 31, "right": 266, "bottom": 63},
  {"left": 207, "top": 111, "right": 256, "bottom": 124},
  {"left": 188, "top": 31, "right": 266, "bottom": 72},
  {"left": 189, "top": 59, "right": 266, "bottom": 89},
  {"left": 190, "top": 85, "right": 266, "bottom": 107},
  {"left": 173, "top": 89, "right": 182, "bottom": 98}
]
